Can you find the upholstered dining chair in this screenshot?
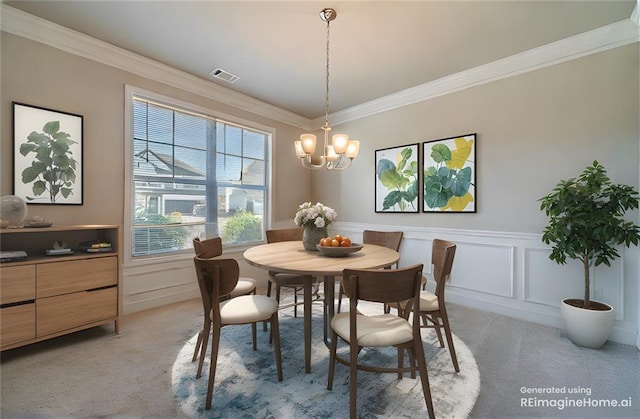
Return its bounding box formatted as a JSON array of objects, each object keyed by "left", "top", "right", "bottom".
[
  {"left": 192, "top": 237, "right": 258, "bottom": 367},
  {"left": 327, "top": 263, "right": 435, "bottom": 419},
  {"left": 265, "top": 228, "right": 320, "bottom": 317},
  {"left": 399, "top": 238, "right": 459, "bottom": 372},
  {"left": 337, "top": 230, "right": 404, "bottom": 313},
  {"left": 193, "top": 256, "right": 283, "bottom": 410}
]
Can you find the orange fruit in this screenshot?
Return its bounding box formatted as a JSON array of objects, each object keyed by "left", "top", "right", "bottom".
[
  {"left": 342, "top": 237, "right": 351, "bottom": 246},
  {"left": 339, "top": 240, "right": 350, "bottom": 247},
  {"left": 331, "top": 239, "right": 340, "bottom": 247},
  {"left": 334, "top": 234, "right": 342, "bottom": 242}
]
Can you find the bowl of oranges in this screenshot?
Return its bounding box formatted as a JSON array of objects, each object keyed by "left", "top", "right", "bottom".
[{"left": 316, "top": 235, "right": 364, "bottom": 257}]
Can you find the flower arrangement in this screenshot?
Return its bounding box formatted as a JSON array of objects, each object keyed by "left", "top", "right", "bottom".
[{"left": 294, "top": 202, "right": 337, "bottom": 229}]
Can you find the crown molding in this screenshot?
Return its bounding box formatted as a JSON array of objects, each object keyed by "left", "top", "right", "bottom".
[
  {"left": 316, "top": 18, "right": 640, "bottom": 128},
  {"left": 0, "top": 4, "right": 313, "bottom": 130},
  {"left": 2, "top": 4, "right": 637, "bottom": 131}
]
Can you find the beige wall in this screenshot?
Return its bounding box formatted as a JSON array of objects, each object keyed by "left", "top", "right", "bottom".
[
  {"left": 313, "top": 45, "right": 639, "bottom": 234},
  {"left": 2, "top": 29, "right": 639, "bottom": 344},
  {"left": 1, "top": 33, "right": 311, "bottom": 227},
  {"left": 3, "top": 34, "right": 636, "bottom": 236}
]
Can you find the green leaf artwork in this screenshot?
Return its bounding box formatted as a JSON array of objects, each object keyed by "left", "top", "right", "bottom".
[
  {"left": 375, "top": 144, "right": 419, "bottom": 212},
  {"left": 423, "top": 134, "right": 476, "bottom": 212},
  {"left": 19, "top": 120, "right": 78, "bottom": 203}
]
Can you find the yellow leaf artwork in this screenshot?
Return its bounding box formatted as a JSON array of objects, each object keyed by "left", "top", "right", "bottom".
[
  {"left": 446, "top": 137, "right": 474, "bottom": 170},
  {"left": 441, "top": 192, "right": 474, "bottom": 212}
]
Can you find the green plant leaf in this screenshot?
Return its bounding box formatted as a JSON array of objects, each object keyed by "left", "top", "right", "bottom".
[
  {"left": 430, "top": 144, "right": 451, "bottom": 163},
  {"left": 42, "top": 121, "right": 60, "bottom": 135},
  {"left": 32, "top": 180, "right": 46, "bottom": 196},
  {"left": 450, "top": 166, "right": 472, "bottom": 196},
  {"left": 382, "top": 190, "right": 404, "bottom": 210}
]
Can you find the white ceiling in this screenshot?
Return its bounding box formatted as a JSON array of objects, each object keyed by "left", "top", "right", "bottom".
[{"left": 3, "top": 1, "right": 637, "bottom": 120}]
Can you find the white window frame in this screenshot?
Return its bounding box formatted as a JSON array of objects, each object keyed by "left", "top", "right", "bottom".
[{"left": 123, "top": 85, "right": 274, "bottom": 266}]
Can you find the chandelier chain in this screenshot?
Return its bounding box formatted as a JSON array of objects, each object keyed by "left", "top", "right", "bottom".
[{"left": 324, "top": 18, "right": 331, "bottom": 128}]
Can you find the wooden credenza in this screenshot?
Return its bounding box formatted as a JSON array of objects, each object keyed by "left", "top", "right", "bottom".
[{"left": 0, "top": 225, "right": 120, "bottom": 351}]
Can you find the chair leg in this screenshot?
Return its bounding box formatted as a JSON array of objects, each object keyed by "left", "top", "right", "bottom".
[
  {"left": 270, "top": 313, "right": 283, "bottom": 381},
  {"left": 293, "top": 287, "right": 299, "bottom": 318},
  {"left": 413, "top": 335, "right": 435, "bottom": 419},
  {"left": 251, "top": 322, "right": 257, "bottom": 351},
  {"left": 192, "top": 329, "right": 203, "bottom": 362},
  {"left": 440, "top": 311, "right": 460, "bottom": 372},
  {"left": 327, "top": 329, "right": 338, "bottom": 390},
  {"left": 349, "top": 340, "right": 358, "bottom": 419},
  {"left": 196, "top": 318, "right": 211, "bottom": 379},
  {"left": 337, "top": 284, "right": 343, "bottom": 313},
  {"left": 423, "top": 313, "right": 445, "bottom": 347},
  {"left": 264, "top": 281, "right": 273, "bottom": 332},
  {"left": 205, "top": 325, "right": 221, "bottom": 410}
]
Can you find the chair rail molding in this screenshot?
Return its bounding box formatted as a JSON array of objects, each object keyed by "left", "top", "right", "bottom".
[{"left": 331, "top": 221, "right": 638, "bottom": 346}]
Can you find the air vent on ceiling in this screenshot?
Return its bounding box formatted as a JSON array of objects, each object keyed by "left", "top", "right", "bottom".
[{"left": 210, "top": 68, "right": 239, "bottom": 83}]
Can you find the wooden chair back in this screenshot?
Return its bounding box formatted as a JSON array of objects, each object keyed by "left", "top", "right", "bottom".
[
  {"left": 193, "top": 237, "right": 223, "bottom": 258},
  {"left": 342, "top": 264, "right": 423, "bottom": 308},
  {"left": 362, "top": 230, "right": 403, "bottom": 251},
  {"left": 266, "top": 227, "right": 304, "bottom": 243},
  {"left": 362, "top": 230, "right": 403, "bottom": 268},
  {"left": 193, "top": 257, "right": 240, "bottom": 315},
  {"left": 431, "top": 239, "right": 456, "bottom": 299}
]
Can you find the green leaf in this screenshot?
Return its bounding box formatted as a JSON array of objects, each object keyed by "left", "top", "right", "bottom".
[
  {"left": 32, "top": 180, "right": 46, "bottom": 196},
  {"left": 430, "top": 144, "right": 451, "bottom": 163},
  {"left": 21, "top": 166, "right": 39, "bottom": 183},
  {"left": 382, "top": 190, "right": 403, "bottom": 210},
  {"left": 450, "top": 166, "right": 472, "bottom": 196},
  {"left": 42, "top": 121, "right": 60, "bottom": 135}
]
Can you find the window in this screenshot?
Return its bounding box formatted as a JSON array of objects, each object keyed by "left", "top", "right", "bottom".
[{"left": 126, "top": 89, "right": 271, "bottom": 258}]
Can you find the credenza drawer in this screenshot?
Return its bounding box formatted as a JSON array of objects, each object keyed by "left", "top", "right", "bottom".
[
  {"left": 37, "top": 286, "right": 117, "bottom": 336},
  {"left": 0, "top": 265, "right": 36, "bottom": 305},
  {"left": 1, "top": 303, "right": 36, "bottom": 348},
  {"left": 36, "top": 257, "right": 117, "bottom": 298}
]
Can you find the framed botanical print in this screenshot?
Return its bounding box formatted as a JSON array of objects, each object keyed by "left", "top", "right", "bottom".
[
  {"left": 375, "top": 143, "right": 419, "bottom": 213},
  {"left": 423, "top": 133, "right": 476, "bottom": 213},
  {"left": 13, "top": 102, "right": 83, "bottom": 205}
]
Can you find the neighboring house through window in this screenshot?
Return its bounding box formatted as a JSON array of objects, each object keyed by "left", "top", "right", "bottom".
[{"left": 125, "top": 86, "right": 271, "bottom": 259}]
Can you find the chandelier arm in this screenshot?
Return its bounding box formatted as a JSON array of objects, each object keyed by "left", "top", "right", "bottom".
[
  {"left": 326, "top": 154, "right": 353, "bottom": 171},
  {"left": 301, "top": 155, "right": 325, "bottom": 170}
]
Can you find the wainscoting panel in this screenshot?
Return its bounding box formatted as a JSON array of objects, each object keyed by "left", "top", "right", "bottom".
[
  {"left": 448, "top": 242, "right": 515, "bottom": 298},
  {"left": 122, "top": 223, "right": 638, "bottom": 345}
]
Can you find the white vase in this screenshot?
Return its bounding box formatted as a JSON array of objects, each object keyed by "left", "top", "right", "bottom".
[
  {"left": 561, "top": 299, "right": 614, "bottom": 349},
  {"left": 302, "top": 226, "right": 328, "bottom": 251}
]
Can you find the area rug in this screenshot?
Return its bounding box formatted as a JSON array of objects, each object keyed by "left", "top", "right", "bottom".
[{"left": 172, "top": 302, "right": 480, "bottom": 418}]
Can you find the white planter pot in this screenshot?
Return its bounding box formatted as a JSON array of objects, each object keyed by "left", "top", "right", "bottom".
[{"left": 560, "top": 299, "right": 614, "bottom": 349}]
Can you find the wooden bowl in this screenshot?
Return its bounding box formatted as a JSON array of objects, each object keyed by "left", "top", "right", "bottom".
[{"left": 316, "top": 243, "right": 364, "bottom": 257}]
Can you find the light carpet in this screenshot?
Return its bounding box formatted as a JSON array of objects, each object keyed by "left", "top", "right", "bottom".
[{"left": 172, "top": 302, "right": 480, "bottom": 418}]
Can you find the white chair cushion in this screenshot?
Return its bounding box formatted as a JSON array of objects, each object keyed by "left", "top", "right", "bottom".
[
  {"left": 398, "top": 291, "right": 439, "bottom": 312},
  {"left": 229, "top": 277, "right": 256, "bottom": 296},
  {"left": 331, "top": 312, "right": 413, "bottom": 347},
  {"left": 217, "top": 295, "right": 278, "bottom": 324},
  {"left": 418, "top": 291, "right": 439, "bottom": 311}
]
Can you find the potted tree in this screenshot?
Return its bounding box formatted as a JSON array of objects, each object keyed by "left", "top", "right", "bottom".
[{"left": 539, "top": 161, "right": 640, "bottom": 348}]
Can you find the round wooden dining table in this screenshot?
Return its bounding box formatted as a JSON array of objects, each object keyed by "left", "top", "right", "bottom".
[{"left": 243, "top": 240, "right": 399, "bottom": 373}]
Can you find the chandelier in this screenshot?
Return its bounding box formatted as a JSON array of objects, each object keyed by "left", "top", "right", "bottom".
[{"left": 294, "top": 8, "right": 360, "bottom": 170}]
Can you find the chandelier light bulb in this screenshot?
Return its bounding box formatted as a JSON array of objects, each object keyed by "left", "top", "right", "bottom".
[
  {"left": 332, "top": 133, "right": 349, "bottom": 154},
  {"left": 300, "top": 134, "right": 317, "bottom": 154},
  {"left": 345, "top": 140, "right": 360, "bottom": 158}
]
